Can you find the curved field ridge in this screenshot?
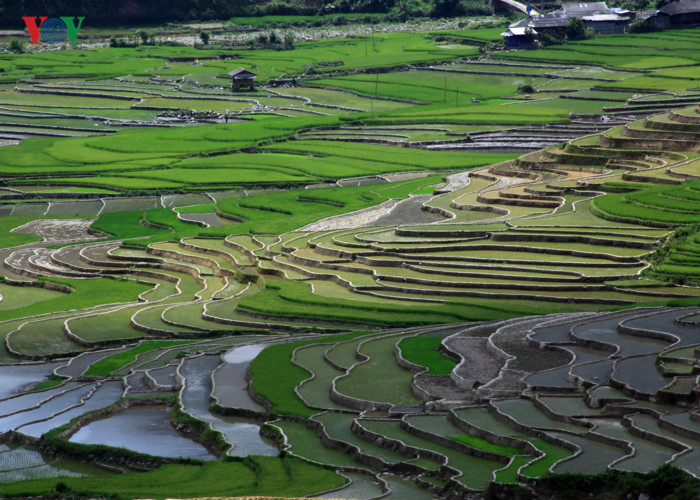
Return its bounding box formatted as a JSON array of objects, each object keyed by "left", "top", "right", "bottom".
[{"left": 6, "top": 25, "right": 700, "bottom": 500}]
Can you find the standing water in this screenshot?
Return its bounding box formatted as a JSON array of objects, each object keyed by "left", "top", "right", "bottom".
[
  {"left": 180, "top": 354, "right": 278, "bottom": 456},
  {"left": 0, "top": 363, "right": 61, "bottom": 400},
  {"left": 213, "top": 343, "right": 269, "bottom": 411},
  {"left": 70, "top": 405, "right": 215, "bottom": 460}
]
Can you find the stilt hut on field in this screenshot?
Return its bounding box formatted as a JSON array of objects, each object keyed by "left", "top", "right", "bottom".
[{"left": 229, "top": 68, "right": 256, "bottom": 90}]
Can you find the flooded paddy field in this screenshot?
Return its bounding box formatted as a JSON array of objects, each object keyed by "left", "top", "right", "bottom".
[
  {"left": 70, "top": 405, "right": 216, "bottom": 460},
  {"left": 4, "top": 19, "right": 700, "bottom": 500}
]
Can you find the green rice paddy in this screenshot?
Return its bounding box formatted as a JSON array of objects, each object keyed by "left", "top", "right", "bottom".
[{"left": 1, "top": 19, "right": 700, "bottom": 500}]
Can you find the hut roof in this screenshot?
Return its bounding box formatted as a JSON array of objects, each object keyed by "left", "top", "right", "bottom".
[{"left": 228, "top": 68, "right": 257, "bottom": 79}]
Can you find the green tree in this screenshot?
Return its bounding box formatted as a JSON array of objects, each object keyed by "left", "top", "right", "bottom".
[
  {"left": 284, "top": 32, "right": 295, "bottom": 49},
  {"left": 9, "top": 38, "right": 23, "bottom": 53},
  {"left": 432, "top": 0, "right": 466, "bottom": 16},
  {"left": 566, "top": 18, "right": 587, "bottom": 40},
  {"left": 199, "top": 31, "right": 210, "bottom": 45}
]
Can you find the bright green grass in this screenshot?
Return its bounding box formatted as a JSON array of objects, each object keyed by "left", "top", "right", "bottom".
[
  {"left": 599, "top": 75, "right": 700, "bottom": 92},
  {"left": 29, "top": 374, "right": 68, "bottom": 392},
  {"left": 356, "top": 101, "right": 570, "bottom": 125},
  {"left": 293, "top": 344, "right": 347, "bottom": 410},
  {"left": 0, "top": 215, "right": 45, "bottom": 249},
  {"left": 336, "top": 333, "right": 423, "bottom": 407},
  {"left": 0, "top": 456, "right": 343, "bottom": 500},
  {"left": 236, "top": 281, "right": 468, "bottom": 326},
  {"left": 1, "top": 32, "right": 479, "bottom": 84},
  {"left": 0, "top": 90, "right": 135, "bottom": 108},
  {"left": 520, "top": 438, "right": 575, "bottom": 478},
  {"left": 278, "top": 87, "right": 413, "bottom": 112},
  {"left": 433, "top": 27, "right": 508, "bottom": 42},
  {"left": 495, "top": 455, "right": 534, "bottom": 484},
  {"left": 496, "top": 29, "right": 700, "bottom": 69},
  {"left": 272, "top": 420, "right": 361, "bottom": 468},
  {"left": 134, "top": 97, "right": 252, "bottom": 112},
  {"left": 0, "top": 278, "right": 150, "bottom": 323},
  {"left": 313, "top": 71, "right": 548, "bottom": 105},
  {"left": 592, "top": 181, "right": 700, "bottom": 225},
  {"left": 115, "top": 167, "right": 313, "bottom": 185},
  {"left": 0, "top": 282, "right": 64, "bottom": 312},
  {"left": 86, "top": 340, "right": 200, "bottom": 376},
  {"left": 8, "top": 316, "right": 89, "bottom": 358},
  {"left": 23, "top": 186, "right": 119, "bottom": 194},
  {"left": 261, "top": 141, "right": 517, "bottom": 174},
  {"left": 398, "top": 336, "right": 456, "bottom": 375},
  {"left": 358, "top": 419, "right": 503, "bottom": 490},
  {"left": 91, "top": 211, "right": 174, "bottom": 241},
  {"left": 250, "top": 331, "right": 372, "bottom": 418},
  {"left": 42, "top": 176, "right": 186, "bottom": 190},
  {"left": 449, "top": 435, "right": 521, "bottom": 457},
  {"left": 2, "top": 105, "right": 161, "bottom": 121},
  {"left": 312, "top": 412, "right": 419, "bottom": 465},
  {"left": 67, "top": 306, "right": 150, "bottom": 344}
]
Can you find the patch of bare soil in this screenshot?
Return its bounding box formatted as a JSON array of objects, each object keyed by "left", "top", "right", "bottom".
[
  {"left": 11, "top": 219, "right": 102, "bottom": 243},
  {"left": 299, "top": 199, "right": 401, "bottom": 231},
  {"left": 446, "top": 336, "right": 503, "bottom": 386},
  {"left": 437, "top": 171, "right": 471, "bottom": 193},
  {"left": 415, "top": 374, "right": 473, "bottom": 401}
]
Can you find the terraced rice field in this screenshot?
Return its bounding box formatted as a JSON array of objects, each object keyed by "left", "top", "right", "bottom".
[{"left": 3, "top": 20, "right": 700, "bottom": 500}]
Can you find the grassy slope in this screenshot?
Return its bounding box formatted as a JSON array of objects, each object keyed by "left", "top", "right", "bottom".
[
  {"left": 0, "top": 278, "right": 151, "bottom": 322},
  {"left": 85, "top": 340, "right": 199, "bottom": 376},
  {"left": 250, "top": 331, "right": 372, "bottom": 418},
  {"left": 0, "top": 456, "right": 343, "bottom": 499},
  {"left": 398, "top": 336, "right": 457, "bottom": 375}
]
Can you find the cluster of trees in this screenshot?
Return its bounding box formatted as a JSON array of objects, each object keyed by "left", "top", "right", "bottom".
[
  {"left": 536, "top": 18, "right": 594, "bottom": 46},
  {"left": 535, "top": 464, "right": 699, "bottom": 500},
  {"left": 247, "top": 31, "right": 295, "bottom": 49},
  {"left": 0, "top": 0, "right": 488, "bottom": 28}
]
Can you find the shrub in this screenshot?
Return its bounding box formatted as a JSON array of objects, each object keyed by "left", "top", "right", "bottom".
[
  {"left": 628, "top": 19, "right": 653, "bottom": 33},
  {"left": 9, "top": 38, "right": 23, "bottom": 54},
  {"left": 432, "top": 0, "right": 467, "bottom": 17},
  {"left": 566, "top": 18, "right": 588, "bottom": 41}
]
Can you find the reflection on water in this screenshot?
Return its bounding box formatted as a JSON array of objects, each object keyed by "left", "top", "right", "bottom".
[
  {"left": 70, "top": 405, "right": 215, "bottom": 460},
  {"left": 0, "top": 383, "right": 94, "bottom": 433},
  {"left": 181, "top": 355, "right": 278, "bottom": 456},
  {"left": 214, "top": 344, "right": 268, "bottom": 411},
  {"left": 0, "top": 363, "right": 60, "bottom": 400},
  {"left": 19, "top": 381, "right": 124, "bottom": 437}
]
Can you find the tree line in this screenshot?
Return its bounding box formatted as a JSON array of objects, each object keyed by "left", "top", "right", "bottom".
[{"left": 0, "top": 0, "right": 482, "bottom": 28}]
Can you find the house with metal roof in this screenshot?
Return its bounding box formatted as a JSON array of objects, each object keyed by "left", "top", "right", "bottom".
[
  {"left": 638, "top": 8, "right": 671, "bottom": 29},
  {"left": 503, "top": 1, "right": 631, "bottom": 44},
  {"left": 582, "top": 13, "right": 630, "bottom": 32},
  {"left": 560, "top": 2, "right": 611, "bottom": 17},
  {"left": 228, "top": 68, "right": 257, "bottom": 91},
  {"left": 659, "top": 0, "right": 700, "bottom": 26},
  {"left": 501, "top": 26, "right": 538, "bottom": 47},
  {"left": 638, "top": 0, "right": 700, "bottom": 30}
]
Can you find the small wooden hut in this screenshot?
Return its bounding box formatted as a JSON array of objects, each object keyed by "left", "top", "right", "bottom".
[{"left": 228, "top": 68, "right": 257, "bottom": 91}]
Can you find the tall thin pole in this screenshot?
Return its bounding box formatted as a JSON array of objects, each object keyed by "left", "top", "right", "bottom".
[{"left": 375, "top": 73, "right": 378, "bottom": 97}]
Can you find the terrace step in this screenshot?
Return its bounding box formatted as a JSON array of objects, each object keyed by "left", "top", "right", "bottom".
[{"left": 29, "top": 249, "right": 100, "bottom": 279}]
